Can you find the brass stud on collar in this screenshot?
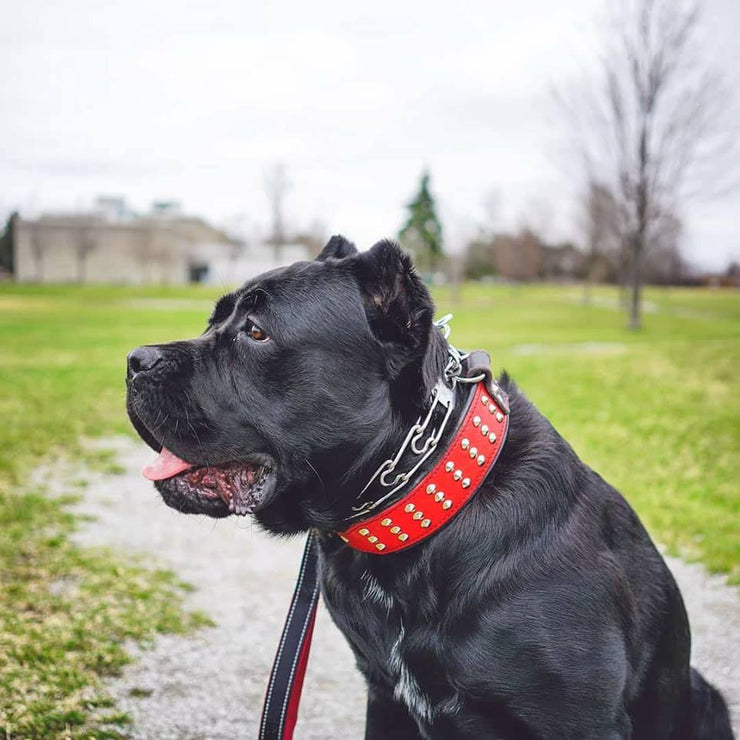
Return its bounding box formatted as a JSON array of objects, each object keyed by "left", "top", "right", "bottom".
[{"left": 346, "top": 381, "right": 507, "bottom": 552}]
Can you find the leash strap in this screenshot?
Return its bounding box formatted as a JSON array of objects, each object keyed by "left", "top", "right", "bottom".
[{"left": 259, "top": 532, "right": 320, "bottom": 740}]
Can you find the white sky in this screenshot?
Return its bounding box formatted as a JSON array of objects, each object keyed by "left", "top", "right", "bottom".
[{"left": 1, "top": 0, "right": 738, "bottom": 269}]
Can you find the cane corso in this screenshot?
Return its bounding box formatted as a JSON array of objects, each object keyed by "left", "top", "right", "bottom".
[{"left": 126, "top": 237, "right": 733, "bottom": 739}]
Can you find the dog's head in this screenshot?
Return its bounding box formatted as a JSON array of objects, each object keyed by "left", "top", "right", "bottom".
[{"left": 126, "top": 237, "right": 447, "bottom": 534}]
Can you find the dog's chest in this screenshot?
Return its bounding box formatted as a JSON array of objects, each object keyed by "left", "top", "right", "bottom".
[
  {"left": 322, "top": 567, "right": 403, "bottom": 664},
  {"left": 321, "top": 563, "right": 458, "bottom": 727}
]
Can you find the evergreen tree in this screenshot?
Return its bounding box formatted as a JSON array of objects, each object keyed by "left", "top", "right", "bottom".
[
  {"left": 398, "top": 171, "right": 443, "bottom": 272},
  {"left": 0, "top": 212, "right": 18, "bottom": 275}
]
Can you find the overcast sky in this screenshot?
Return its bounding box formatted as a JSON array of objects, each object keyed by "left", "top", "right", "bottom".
[{"left": 2, "top": 0, "right": 738, "bottom": 269}]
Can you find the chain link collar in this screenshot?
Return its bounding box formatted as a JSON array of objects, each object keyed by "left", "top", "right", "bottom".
[{"left": 348, "top": 314, "right": 481, "bottom": 521}]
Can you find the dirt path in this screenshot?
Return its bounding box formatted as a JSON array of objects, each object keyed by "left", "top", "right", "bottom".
[{"left": 70, "top": 438, "right": 738, "bottom": 738}]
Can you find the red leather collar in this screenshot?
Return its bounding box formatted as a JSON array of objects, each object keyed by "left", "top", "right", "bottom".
[{"left": 337, "top": 380, "right": 509, "bottom": 554}]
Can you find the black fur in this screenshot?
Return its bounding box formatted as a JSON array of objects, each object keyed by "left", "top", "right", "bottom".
[{"left": 126, "top": 236, "right": 733, "bottom": 739}]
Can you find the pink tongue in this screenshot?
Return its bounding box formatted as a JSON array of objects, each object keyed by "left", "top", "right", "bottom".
[{"left": 143, "top": 447, "right": 195, "bottom": 481}]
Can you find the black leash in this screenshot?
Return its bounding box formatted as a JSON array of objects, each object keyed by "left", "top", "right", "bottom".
[{"left": 259, "top": 531, "right": 321, "bottom": 740}]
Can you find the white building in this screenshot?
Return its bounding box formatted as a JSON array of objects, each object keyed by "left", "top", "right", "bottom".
[{"left": 13, "top": 198, "right": 311, "bottom": 285}]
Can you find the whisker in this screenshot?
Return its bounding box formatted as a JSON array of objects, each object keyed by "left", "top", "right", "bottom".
[{"left": 304, "top": 458, "right": 326, "bottom": 500}]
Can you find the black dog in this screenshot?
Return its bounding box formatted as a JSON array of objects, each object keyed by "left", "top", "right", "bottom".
[{"left": 126, "top": 237, "right": 733, "bottom": 739}]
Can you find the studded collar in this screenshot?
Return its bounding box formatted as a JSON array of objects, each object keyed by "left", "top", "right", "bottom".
[{"left": 337, "top": 377, "right": 509, "bottom": 554}]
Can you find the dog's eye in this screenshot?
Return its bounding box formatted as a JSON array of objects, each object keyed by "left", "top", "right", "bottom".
[{"left": 244, "top": 320, "right": 269, "bottom": 342}]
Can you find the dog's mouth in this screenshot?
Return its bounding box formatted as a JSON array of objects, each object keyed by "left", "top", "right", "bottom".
[{"left": 142, "top": 446, "right": 274, "bottom": 516}]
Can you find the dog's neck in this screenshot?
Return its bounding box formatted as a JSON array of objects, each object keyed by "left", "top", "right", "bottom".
[{"left": 335, "top": 355, "right": 510, "bottom": 555}]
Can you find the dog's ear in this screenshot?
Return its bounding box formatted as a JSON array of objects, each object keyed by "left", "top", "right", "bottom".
[
  {"left": 315, "top": 234, "right": 358, "bottom": 261},
  {"left": 353, "top": 240, "right": 446, "bottom": 398},
  {"left": 353, "top": 240, "right": 430, "bottom": 348}
]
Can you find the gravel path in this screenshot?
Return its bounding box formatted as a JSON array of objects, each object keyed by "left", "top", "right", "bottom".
[{"left": 69, "top": 438, "right": 738, "bottom": 739}]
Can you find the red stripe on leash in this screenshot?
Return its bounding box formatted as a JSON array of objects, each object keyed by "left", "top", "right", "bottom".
[{"left": 282, "top": 606, "right": 318, "bottom": 739}]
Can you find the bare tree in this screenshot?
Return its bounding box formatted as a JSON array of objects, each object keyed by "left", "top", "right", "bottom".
[
  {"left": 643, "top": 212, "right": 686, "bottom": 285},
  {"left": 461, "top": 189, "right": 501, "bottom": 286},
  {"left": 579, "top": 180, "right": 620, "bottom": 304},
  {"left": 478, "top": 189, "right": 501, "bottom": 240},
  {"left": 73, "top": 218, "right": 98, "bottom": 283},
  {"left": 293, "top": 218, "right": 329, "bottom": 259},
  {"left": 263, "top": 163, "right": 291, "bottom": 263},
  {"left": 561, "top": 0, "right": 734, "bottom": 328}
]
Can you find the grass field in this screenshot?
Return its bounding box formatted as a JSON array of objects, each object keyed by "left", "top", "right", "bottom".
[{"left": 0, "top": 281, "right": 738, "bottom": 737}]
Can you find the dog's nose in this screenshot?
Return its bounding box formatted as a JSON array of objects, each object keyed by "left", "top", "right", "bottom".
[{"left": 127, "top": 346, "right": 163, "bottom": 379}]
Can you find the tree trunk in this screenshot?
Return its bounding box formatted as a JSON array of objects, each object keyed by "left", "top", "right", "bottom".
[
  {"left": 629, "top": 110, "right": 651, "bottom": 331},
  {"left": 583, "top": 254, "right": 595, "bottom": 306},
  {"left": 618, "top": 259, "right": 629, "bottom": 309},
  {"left": 628, "top": 239, "right": 642, "bottom": 330}
]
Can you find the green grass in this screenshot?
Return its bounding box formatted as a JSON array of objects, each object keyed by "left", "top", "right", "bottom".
[
  {"left": 435, "top": 283, "right": 739, "bottom": 580},
  {"left": 0, "top": 489, "right": 212, "bottom": 739},
  {"left": 0, "top": 281, "right": 738, "bottom": 736},
  {"left": 0, "top": 285, "right": 216, "bottom": 739}
]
